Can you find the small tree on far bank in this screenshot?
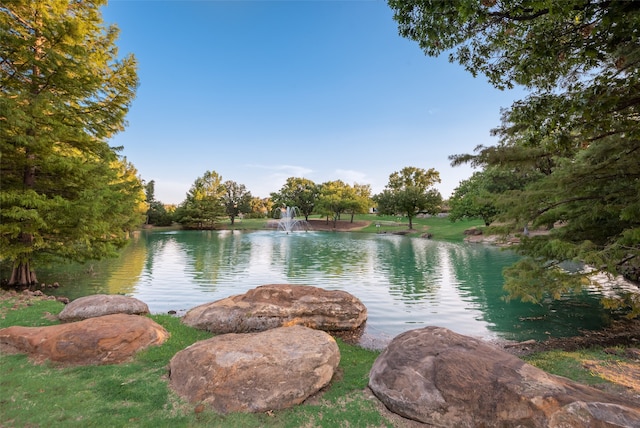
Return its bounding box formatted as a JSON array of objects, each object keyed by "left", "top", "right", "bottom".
[
  {"left": 174, "top": 171, "right": 225, "bottom": 229},
  {"left": 374, "top": 167, "right": 442, "bottom": 230},
  {"left": 315, "top": 180, "right": 352, "bottom": 227},
  {"left": 222, "top": 180, "right": 252, "bottom": 225},
  {"left": 346, "top": 183, "right": 372, "bottom": 223}
]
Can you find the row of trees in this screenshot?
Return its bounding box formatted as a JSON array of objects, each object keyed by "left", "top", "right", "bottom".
[
  {"left": 390, "top": 0, "right": 639, "bottom": 314},
  {"left": 146, "top": 167, "right": 443, "bottom": 230}
]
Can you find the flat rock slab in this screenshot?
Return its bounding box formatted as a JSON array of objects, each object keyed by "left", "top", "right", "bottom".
[
  {"left": 0, "top": 314, "right": 169, "bottom": 366},
  {"left": 182, "top": 284, "right": 367, "bottom": 334},
  {"left": 58, "top": 294, "right": 149, "bottom": 322},
  {"left": 169, "top": 325, "right": 340, "bottom": 414},
  {"left": 369, "top": 326, "right": 640, "bottom": 427}
]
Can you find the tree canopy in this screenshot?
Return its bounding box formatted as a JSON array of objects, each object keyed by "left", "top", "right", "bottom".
[
  {"left": 389, "top": 0, "right": 640, "bottom": 314},
  {"left": 270, "top": 177, "right": 319, "bottom": 221},
  {"left": 1, "top": 0, "right": 141, "bottom": 285},
  {"left": 316, "top": 180, "right": 354, "bottom": 227},
  {"left": 374, "top": 166, "right": 442, "bottom": 230},
  {"left": 346, "top": 183, "right": 372, "bottom": 223},
  {"left": 175, "top": 170, "right": 225, "bottom": 229},
  {"left": 222, "top": 180, "right": 252, "bottom": 225},
  {"left": 448, "top": 167, "right": 542, "bottom": 226}
]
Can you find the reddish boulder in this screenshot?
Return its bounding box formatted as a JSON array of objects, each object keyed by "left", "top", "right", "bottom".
[
  {"left": 169, "top": 325, "right": 340, "bottom": 414},
  {"left": 182, "top": 284, "right": 367, "bottom": 334},
  {"left": 369, "top": 326, "right": 640, "bottom": 427},
  {"left": 58, "top": 294, "right": 149, "bottom": 322},
  {"left": 0, "top": 314, "right": 169, "bottom": 365}
]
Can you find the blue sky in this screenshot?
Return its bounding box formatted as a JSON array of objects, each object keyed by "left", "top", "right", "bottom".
[{"left": 102, "top": 0, "right": 525, "bottom": 205}]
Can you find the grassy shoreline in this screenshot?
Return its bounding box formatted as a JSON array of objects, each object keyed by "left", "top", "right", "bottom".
[
  {"left": 165, "top": 214, "right": 485, "bottom": 243},
  {"left": 2, "top": 294, "right": 639, "bottom": 427}
]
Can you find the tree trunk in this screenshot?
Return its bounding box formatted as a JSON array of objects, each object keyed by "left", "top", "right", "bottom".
[
  {"left": 8, "top": 28, "right": 44, "bottom": 289},
  {"left": 8, "top": 260, "right": 38, "bottom": 287},
  {"left": 408, "top": 216, "right": 414, "bottom": 230}
]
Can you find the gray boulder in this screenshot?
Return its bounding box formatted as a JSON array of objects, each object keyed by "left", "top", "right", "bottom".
[
  {"left": 168, "top": 325, "right": 340, "bottom": 414},
  {"left": 58, "top": 294, "right": 149, "bottom": 322},
  {"left": 182, "top": 284, "right": 367, "bottom": 334},
  {"left": 369, "top": 326, "right": 640, "bottom": 427}
]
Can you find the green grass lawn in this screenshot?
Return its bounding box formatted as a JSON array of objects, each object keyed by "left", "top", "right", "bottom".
[
  {"left": 1, "top": 292, "right": 636, "bottom": 426},
  {"left": 351, "top": 214, "right": 483, "bottom": 241},
  {"left": 0, "top": 296, "right": 389, "bottom": 428},
  {"left": 218, "top": 214, "right": 484, "bottom": 243}
]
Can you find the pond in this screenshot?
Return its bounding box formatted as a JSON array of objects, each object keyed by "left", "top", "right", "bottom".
[{"left": 40, "top": 229, "right": 610, "bottom": 345}]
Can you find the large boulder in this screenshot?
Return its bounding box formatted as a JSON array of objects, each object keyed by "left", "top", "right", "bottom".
[
  {"left": 369, "top": 326, "right": 640, "bottom": 427},
  {"left": 0, "top": 314, "right": 169, "bottom": 366},
  {"left": 169, "top": 325, "right": 340, "bottom": 414},
  {"left": 57, "top": 294, "right": 149, "bottom": 322},
  {"left": 182, "top": 284, "right": 367, "bottom": 334}
]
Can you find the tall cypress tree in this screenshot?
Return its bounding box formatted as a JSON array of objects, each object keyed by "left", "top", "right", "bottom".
[{"left": 1, "top": 0, "right": 141, "bottom": 286}]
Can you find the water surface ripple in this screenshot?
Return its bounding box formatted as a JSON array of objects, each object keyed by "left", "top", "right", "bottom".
[{"left": 42, "top": 230, "right": 608, "bottom": 343}]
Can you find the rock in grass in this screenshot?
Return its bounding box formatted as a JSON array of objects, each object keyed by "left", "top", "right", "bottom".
[
  {"left": 57, "top": 294, "right": 149, "bottom": 322},
  {"left": 0, "top": 313, "right": 169, "bottom": 365},
  {"left": 368, "top": 326, "right": 640, "bottom": 427},
  {"left": 182, "top": 284, "right": 367, "bottom": 334},
  {"left": 169, "top": 325, "right": 340, "bottom": 414}
]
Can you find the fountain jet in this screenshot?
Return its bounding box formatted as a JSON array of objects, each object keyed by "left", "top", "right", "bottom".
[{"left": 277, "top": 206, "right": 308, "bottom": 233}]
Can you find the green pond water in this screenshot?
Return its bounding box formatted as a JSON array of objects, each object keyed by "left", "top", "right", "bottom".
[{"left": 37, "top": 229, "right": 610, "bottom": 346}]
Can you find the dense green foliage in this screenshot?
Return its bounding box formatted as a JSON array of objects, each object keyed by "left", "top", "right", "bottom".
[
  {"left": 174, "top": 172, "right": 255, "bottom": 228},
  {"left": 448, "top": 167, "right": 542, "bottom": 226},
  {"left": 174, "top": 170, "right": 225, "bottom": 228},
  {"left": 270, "top": 178, "right": 371, "bottom": 225},
  {"left": 247, "top": 196, "right": 272, "bottom": 219},
  {"left": 374, "top": 166, "right": 442, "bottom": 230},
  {"left": 315, "top": 180, "right": 372, "bottom": 227},
  {"left": 144, "top": 180, "right": 173, "bottom": 226},
  {"left": 346, "top": 183, "right": 373, "bottom": 223},
  {"left": 222, "top": 180, "right": 252, "bottom": 225},
  {"left": 389, "top": 0, "right": 640, "bottom": 314},
  {"left": 0, "top": 0, "right": 142, "bottom": 285},
  {"left": 270, "top": 177, "right": 319, "bottom": 221}
]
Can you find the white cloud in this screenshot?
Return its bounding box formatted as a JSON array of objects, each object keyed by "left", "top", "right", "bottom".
[
  {"left": 245, "top": 164, "right": 313, "bottom": 177},
  {"left": 241, "top": 164, "right": 315, "bottom": 198},
  {"left": 333, "top": 169, "right": 368, "bottom": 184}
]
